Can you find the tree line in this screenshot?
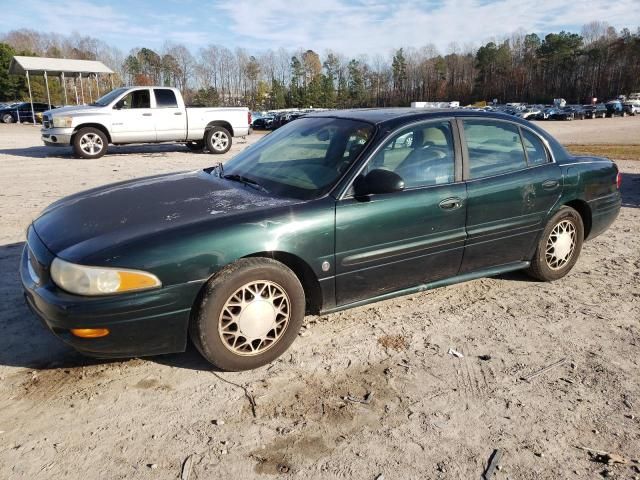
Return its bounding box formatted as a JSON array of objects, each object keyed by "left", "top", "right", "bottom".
[{"left": 1, "top": 22, "right": 639, "bottom": 109}]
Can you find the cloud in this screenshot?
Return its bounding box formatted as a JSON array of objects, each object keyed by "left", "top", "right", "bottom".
[
  {"left": 215, "top": 0, "right": 639, "bottom": 55},
  {"left": 1, "top": 0, "right": 638, "bottom": 56}
]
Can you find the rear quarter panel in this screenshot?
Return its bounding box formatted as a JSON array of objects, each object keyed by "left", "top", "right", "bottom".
[
  {"left": 186, "top": 107, "right": 250, "bottom": 140},
  {"left": 559, "top": 157, "right": 621, "bottom": 240}
]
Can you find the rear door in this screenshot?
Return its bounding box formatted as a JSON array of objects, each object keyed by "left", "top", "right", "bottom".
[
  {"left": 110, "top": 88, "right": 156, "bottom": 143},
  {"left": 153, "top": 88, "right": 187, "bottom": 141},
  {"left": 334, "top": 119, "right": 467, "bottom": 306},
  {"left": 459, "top": 118, "right": 561, "bottom": 272}
]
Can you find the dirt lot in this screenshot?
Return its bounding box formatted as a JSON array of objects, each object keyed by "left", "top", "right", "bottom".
[{"left": 0, "top": 118, "right": 639, "bottom": 479}]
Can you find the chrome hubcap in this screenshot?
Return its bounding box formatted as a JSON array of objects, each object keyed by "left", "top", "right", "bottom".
[
  {"left": 211, "top": 131, "right": 229, "bottom": 151},
  {"left": 79, "top": 133, "right": 103, "bottom": 155},
  {"left": 545, "top": 219, "right": 576, "bottom": 270},
  {"left": 218, "top": 281, "right": 290, "bottom": 356}
]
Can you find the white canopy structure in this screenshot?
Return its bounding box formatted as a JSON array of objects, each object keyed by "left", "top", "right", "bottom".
[{"left": 8, "top": 55, "right": 116, "bottom": 124}]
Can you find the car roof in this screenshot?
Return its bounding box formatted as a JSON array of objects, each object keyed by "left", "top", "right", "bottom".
[{"left": 305, "top": 107, "right": 536, "bottom": 129}]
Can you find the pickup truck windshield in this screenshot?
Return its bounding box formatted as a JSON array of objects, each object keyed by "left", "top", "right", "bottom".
[
  {"left": 221, "top": 117, "right": 375, "bottom": 200},
  {"left": 91, "top": 88, "right": 129, "bottom": 106}
]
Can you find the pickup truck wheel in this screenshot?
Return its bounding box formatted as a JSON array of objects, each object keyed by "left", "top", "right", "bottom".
[
  {"left": 189, "top": 258, "right": 305, "bottom": 371},
  {"left": 526, "top": 206, "right": 584, "bottom": 282},
  {"left": 73, "top": 127, "right": 108, "bottom": 159},
  {"left": 185, "top": 140, "right": 204, "bottom": 151},
  {"left": 205, "top": 126, "right": 232, "bottom": 154},
  {"left": 2, "top": 113, "right": 14, "bottom": 123}
]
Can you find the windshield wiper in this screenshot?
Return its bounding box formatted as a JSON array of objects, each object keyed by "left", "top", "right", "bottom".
[
  {"left": 222, "top": 174, "right": 269, "bottom": 194},
  {"left": 204, "top": 162, "right": 224, "bottom": 176}
]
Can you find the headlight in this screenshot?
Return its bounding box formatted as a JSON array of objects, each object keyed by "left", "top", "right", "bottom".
[
  {"left": 52, "top": 116, "right": 73, "bottom": 128},
  {"left": 50, "top": 258, "right": 161, "bottom": 296}
]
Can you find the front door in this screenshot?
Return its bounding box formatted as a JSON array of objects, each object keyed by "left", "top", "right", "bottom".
[
  {"left": 459, "top": 119, "right": 562, "bottom": 272},
  {"left": 153, "top": 88, "right": 187, "bottom": 141},
  {"left": 110, "top": 88, "right": 156, "bottom": 143},
  {"left": 334, "top": 120, "right": 467, "bottom": 306}
]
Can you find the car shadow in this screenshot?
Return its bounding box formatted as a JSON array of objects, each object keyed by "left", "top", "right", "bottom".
[
  {"left": 621, "top": 172, "right": 640, "bottom": 208},
  {"left": 0, "top": 241, "right": 213, "bottom": 371},
  {"left": 0, "top": 144, "right": 217, "bottom": 160}
]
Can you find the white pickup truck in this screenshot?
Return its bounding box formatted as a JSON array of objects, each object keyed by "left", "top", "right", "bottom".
[{"left": 41, "top": 86, "right": 251, "bottom": 159}]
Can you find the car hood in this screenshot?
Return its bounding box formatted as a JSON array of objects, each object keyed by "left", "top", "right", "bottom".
[
  {"left": 45, "top": 105, "right": 105, "bottom": 116},
  {"left": 33, "top": 170, "right": 298, "bottom": 259}
]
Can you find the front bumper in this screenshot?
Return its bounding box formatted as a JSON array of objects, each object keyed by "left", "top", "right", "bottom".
[
  {"left": 41, "top": 127, "right": 74, "bottom": 146},
  {"left": 20, "top": 228, "right": 202, "bottom": 358}
]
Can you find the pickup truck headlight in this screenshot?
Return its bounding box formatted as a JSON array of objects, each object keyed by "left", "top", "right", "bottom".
[
  {"left": 52, "top": 116, "right": 73, "bottom": 128},
  {"left": 50, "top": 258, "right": 161, "bottom": 296}
]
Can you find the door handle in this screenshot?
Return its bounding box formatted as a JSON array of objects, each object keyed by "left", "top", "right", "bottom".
[
  {"left": 142, "top": 113, "right": 152, "bottom": 117},
  {"left": 542, "top": 179, "right": 559, "bottom": 190},
  {"left": 439, "top": 197, "right": 463, "bottom": 210},
  {"left": 174, "top": 112, "right": 183, "bottom": 115}
]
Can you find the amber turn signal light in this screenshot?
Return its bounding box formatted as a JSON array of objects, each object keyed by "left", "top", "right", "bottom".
[{"left": 70, "top": 328, "right": 110, "bottom": 338}]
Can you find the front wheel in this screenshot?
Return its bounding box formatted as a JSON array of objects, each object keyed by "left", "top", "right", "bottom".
[
  {"left": 2, "top": 113, "right": 14, "bottom": 123},
  {"left": 205, "top": 126, "right": 232, "bottom": 154},
  {"left": 190, "top": 258, "right": 305, "bottom": 371},
  {"left": 526, "top": 206, "right": 584, "bottom": 281},
  {"left": 73, "top": 127, "right": 108, "bottom": 159}
]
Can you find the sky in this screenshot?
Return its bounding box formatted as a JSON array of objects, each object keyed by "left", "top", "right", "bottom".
[{"left": 1, "top": 0, "right": 639, "bottom": 56}]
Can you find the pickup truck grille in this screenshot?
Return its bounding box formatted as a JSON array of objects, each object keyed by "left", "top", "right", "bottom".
[{"left": 43, "top": 115, "right": 51, "bottom": 129}]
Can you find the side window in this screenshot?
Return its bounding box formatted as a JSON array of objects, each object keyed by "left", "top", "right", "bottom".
[
  {"left": 115, "top": 90, "right": 150, "bottom": 109},
  {"left": 521, "top": 129, "right": 549, "bottom": 166},
  {"left": 154, "top": 89, "right": 178, "bottom": 108},
  {"left": 366, "top": 121, "right": 455, "bottom": 188},
  {"left": 463, "top": 120, "right": 527, "bottom": 179}
]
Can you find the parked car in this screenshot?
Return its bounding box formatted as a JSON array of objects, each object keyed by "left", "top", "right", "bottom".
[
  {"left": 566, "top": 105, "right": 589, "bottom": 120},
  {"left": 516, "top": 108, "right": 542, "bottom": 120},
  {"left": 1, "top": 102, "right": 51, "bottom": 123},
  {"left": 40, "top": 87, "right": 251, "bottom": 159},
  {"left": 252, "top": 115, "right": 274, "bottom": 130},
  {"left": 583, "top": 104, "right": 608, "bottom": 119},
  {"left": 534, "top": 107, "right": 558, "bottom": 120},
  {"left": 549, "top": 107, "right": 575, "bottom": 121},
  {"left": 605, "top": 100, "right": 627, "bottom": 117},
  {"left": 21, "top": 109, "right": 621, "bottom": 371},
  {"left": 623, "top": 101, "right": 640, "bottom": 115}
]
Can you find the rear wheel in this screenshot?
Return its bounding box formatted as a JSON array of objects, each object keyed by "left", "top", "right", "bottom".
[
  {"left": 2, "top": 113, "right": 14, "bottom": 123},
  {"left": 526, "top": 206, "right": 584, "bottom": 281},
  {"left": 205, "top": 126, "right": 232, "bottom": 154},
  {"left": 190, "top": 258, "right": 305, "bottom": 371},
  {"left": 73, "top": 127, "right": 108, "bottom": 159}
]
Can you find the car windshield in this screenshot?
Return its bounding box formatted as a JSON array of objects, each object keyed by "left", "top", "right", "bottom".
[
  {"left": 91, "top": 88, "right": 128, "bottom": 106},
  {"left": 221, "top": 117, "right": 375, "bottom": 200}
]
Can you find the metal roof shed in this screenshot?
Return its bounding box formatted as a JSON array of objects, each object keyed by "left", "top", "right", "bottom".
[{"left": 8, "top": 56, "right": 115, "bottom": 124}]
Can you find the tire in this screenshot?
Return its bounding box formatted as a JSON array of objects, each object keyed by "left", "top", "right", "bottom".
[
  {"left": 526, "top": 206, "right": 584, "bottom": 282},
  {"left": 2, "top": 113, "right": 14, "bottom": 124},
  {"left": 73, "top": 127, "right": 108, "bottom": 159},
  {"left": 189, "top": 258, "right": 305, "bottom": 371},
  {"left": 205, "top": 126, "right": 232, "bottom": 154},
  {"left": 185, "top": 140, "right": 204, "bottom": 152}
]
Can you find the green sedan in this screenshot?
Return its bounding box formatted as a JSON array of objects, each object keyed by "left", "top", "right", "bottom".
[{"left": 21, "top": 109, "right": 621, "bottom": 371}]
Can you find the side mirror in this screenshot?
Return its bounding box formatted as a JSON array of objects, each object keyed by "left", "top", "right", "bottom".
[{"left": 354, "top": 169, "right": 405, "bottom": 197}]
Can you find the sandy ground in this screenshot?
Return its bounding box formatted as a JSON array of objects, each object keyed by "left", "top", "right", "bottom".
[{"left": 0, "top": 119, "right": 639, "bottom": 479}]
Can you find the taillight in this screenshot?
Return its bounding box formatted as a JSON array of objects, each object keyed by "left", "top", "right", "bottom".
[
  {"left": 248, "top": 112, "right": 252, "bottom": 125},
  {"left": 616, "top": 172, "right": 622, "bottom": 189}
]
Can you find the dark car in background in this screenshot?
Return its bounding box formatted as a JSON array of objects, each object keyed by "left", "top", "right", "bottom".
[
  {"left": 1, "top": 102, "right": 52, "bottom": 123},
  {"left": 549, "top": 107, "right": 576, "bottom": 121},
  {"left": 252, "top": 115, "right": 275, "bottom": 130},
  {"left": 21, "top": 109, "right": 621, "bottom": 371},
  {"left": 583, "top": 104, "right": 608, "bottom": 119},
  {"left": 605, "top": 100, "right": 627, "bottom": 117}
]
